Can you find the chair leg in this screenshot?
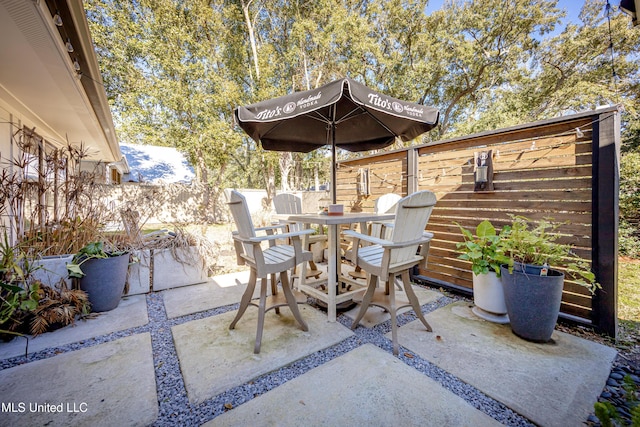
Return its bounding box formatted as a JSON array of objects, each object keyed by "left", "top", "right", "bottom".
[
  {"left": 280, "top": 271, "right": 308, "bottom": 331},
  {"left": 401, "top": 270, "right": 432, "bottom": 332},
  {"left": 388, "top": 273, "right": 400, "bottom": 356},
  {"left": 230, "top": 269, "right": 257, "bottom": 330},
  {"left": 292, "top": 260, "right": 317, "bottom": 290},
  {"left": 394, "top": 276, "right": 403, "bottom": 291},
  {"left": 351, "top": 274, "right": 378, "bottom": 330},
  {"left": 254, "top": 276, "right": 269, "bottom": 354},
  {"left": 270, "top": 273, "right": 280, "bottom": 315},
  {"left": 298, "top": 257, "right": 307, "bottom": 291}
]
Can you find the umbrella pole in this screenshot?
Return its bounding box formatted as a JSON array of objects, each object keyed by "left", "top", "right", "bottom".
[{"left": 331, "top": 126, "right": 337, "bottom": 205}]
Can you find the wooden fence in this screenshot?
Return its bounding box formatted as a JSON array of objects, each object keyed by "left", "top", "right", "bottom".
[{"left": 336, "top": 106, "right": 620, "bottom": 337}]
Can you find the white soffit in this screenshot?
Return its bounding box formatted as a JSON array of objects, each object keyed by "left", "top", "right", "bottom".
[{"left": 0, "top": 0, "right": 118, "bottom": 162}]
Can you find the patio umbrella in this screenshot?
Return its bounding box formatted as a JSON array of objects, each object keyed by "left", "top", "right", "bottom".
[{"left": 234, "top": 77, "right": 439, "bottom": 203}]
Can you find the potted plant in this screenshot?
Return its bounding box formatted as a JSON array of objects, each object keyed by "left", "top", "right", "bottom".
[
  {"left": 1, "top": 233, "right": 40, "bottom": 340},
  {"left": 1, "top": 230, "right": 90, "bottom": 340},
  {"left": 456, "top": 220, "right": 511, "bottom": 323},
  {"left": 67, "top": 241, "right": 131, "bottom": 312},
  {"left": 499, "top": 216, "right": 599, "bottom": 342}
]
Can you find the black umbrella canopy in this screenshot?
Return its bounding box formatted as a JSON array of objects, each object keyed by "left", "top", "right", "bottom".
[
  {"left": 235, "top": 77, "right": 439, "bottom": 153},
  {"left": 234, "top": 77, "right": 439, "bottom": 202}
]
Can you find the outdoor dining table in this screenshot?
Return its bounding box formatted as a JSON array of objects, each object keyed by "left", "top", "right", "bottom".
[{"left": 274, "top": 211, "right": 395, "bottom": 322}]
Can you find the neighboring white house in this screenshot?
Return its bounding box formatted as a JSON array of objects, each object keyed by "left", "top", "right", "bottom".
[
  {"left": 120, "top": 143, "right": 195, "bottom": 184},
  {"left": 0, "top": 0, "right": 127, "bottom": 182}
]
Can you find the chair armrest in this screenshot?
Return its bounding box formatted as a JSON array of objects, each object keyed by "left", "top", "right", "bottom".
[
  {"left": 417, "top": 233, "right": 434, "bottom": 270},
  {"left": 344, "top": 230, "right": 434, "bottom": 261},
  {"left": 342, "top": 229, "right": 389, "bottom": 246},
  {"left": 233, "top": 228, "right": 314, "bottom": 244},
  {"left": 254, "top": 224, "right": 287, "bottom": 234},
  {"left": 231, "top": 231, "right": 245, "bottom": 265},
  {"left": 378, "top": 232, "right": 433, "bottom": 249},
  {"left": 344, "top": 230, "right": 433, "bottom": 248}
]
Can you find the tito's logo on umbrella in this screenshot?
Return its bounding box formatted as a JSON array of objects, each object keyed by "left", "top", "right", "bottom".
[
  {"left": 296, "top": 91, "right": 322, "bottom": 109},
  {"left": 284, "top": 102, "right": 296, "bottom": 113},
  {"left": 366, "top": 93, "right": 424, "bottom": 118}
]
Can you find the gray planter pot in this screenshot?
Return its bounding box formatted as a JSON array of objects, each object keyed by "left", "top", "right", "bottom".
[
  {"left": 500, "top": 263, "right": 564, "bottom": 342},
  {"left": 79, "top": 253, "right": 130, "bottom": 312}
]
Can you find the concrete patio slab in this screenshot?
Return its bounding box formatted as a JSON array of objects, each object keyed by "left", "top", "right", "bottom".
[
  {"left": 0, "top": 333, "right": 157, "bottom": 427},
  {"left": 162, "top": 270, "right": 252, "bottom": 318},
  {"left": 342, "top": 284, "right": 442, "bottom": 327},
  {"left": 204, "top": 344, "right": 502, "bottom": 427},
  {"left": 0, "top": 294, "right": 148, "bottom": 359},
  {"left": 395, "top": 301, "right": 617, "bottom": 427},
  {"left": 172, "top": 305, "right": 353, "bottom": 404}
]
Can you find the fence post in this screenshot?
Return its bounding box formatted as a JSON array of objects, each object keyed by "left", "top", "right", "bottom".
[
  {"left": 407, "top": 148, "right": 417, "bottom": 195},
  {"left": 591, "top": 110, "right": 620, "bottom": 338}
]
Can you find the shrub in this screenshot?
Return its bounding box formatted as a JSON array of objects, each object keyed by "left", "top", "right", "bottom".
[{"left": 620, "top": 152, "right": 640, "bottom": 258}]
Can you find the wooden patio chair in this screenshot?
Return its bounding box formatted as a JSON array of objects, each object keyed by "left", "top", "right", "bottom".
[
  {"left": 273, "top": 193, "right": 326, "bottom": 283},
  {"left": 343, "top": 190, "right": 436, "bottom": 355},
  {"left": 227, "top": 190, "right": 314, "bottom": 354}
]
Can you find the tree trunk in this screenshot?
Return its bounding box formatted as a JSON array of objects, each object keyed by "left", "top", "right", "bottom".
[
  {"left": 279, "top": 152, "right": 293, "bottom": 192},
  {"left": 241, "top": 0, "right": 260, "bottom": 81},
  {"left": 194, "top": 147, "right": 215, "bottom": 222},
  {"left": 210, "top": 163, "right": 227, "bottom": 223},
  {"left": 264, "top": 161, "right": 276, "bottom": 209}
]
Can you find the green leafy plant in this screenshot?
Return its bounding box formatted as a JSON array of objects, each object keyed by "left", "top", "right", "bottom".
[
  {"left": 456, "top": 220, "right": 510, "bottom": 276},
  {"left": 593, "top": 374, "right": 640, "bottom": 427},
  {"left": 66, "top": 241, "right": 128, "bottom": 279},
  {"left": 0, "top": 232, "right": 40, "bottom": 339},
  {"left": 501, "top": 216, "right": 599, "bottom": 294}
]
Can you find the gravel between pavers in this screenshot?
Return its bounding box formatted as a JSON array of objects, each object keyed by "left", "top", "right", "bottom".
[{"left": 1, "top": 282, "right": 621, "bottom": 426}]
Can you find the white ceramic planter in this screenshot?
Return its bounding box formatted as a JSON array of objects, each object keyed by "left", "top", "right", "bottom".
[
  {"left": 31, "top": 254, "right": 73, "bottom": 291},
  {"left": 472, "top": 271, "right": 509, "bottom": 323},
  {"left": 126, "top": 249, "right": 151, "bottom": 295},
  {"left": 152, "top": 246, "right": 208, "bottom": 291}
]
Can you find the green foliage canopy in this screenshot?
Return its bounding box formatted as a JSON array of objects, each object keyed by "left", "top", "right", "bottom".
[{"left": 85, "top": 0, "right": 640, "bottom": 224}]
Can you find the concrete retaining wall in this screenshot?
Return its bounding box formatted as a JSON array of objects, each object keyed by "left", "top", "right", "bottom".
[{"left": 102, "top": 183, "right": 329, "bottom": 225}]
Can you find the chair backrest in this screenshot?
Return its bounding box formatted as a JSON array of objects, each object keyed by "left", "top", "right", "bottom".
[
  {"left": 372, "top": 193, "right": 402, "bottom": 239},
  {"left": 374, "top": 193, "right": 401, "bottom": 214},
  {"left": 389, "top": 190, "right": 437, "bottom": 265},
  {"left": 273, "top": 193, "right": 304, "bottom": 233},
  {"left": 273, "top": 193, "right": 302, "bottom": 215},
  {"left": 228, "top": 191, "right": 257, "bottom": 258}
]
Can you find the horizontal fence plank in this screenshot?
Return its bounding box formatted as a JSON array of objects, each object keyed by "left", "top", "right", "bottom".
[
  {"left": 427, "top": 223, "right": 592, "bottom": 248},
  {"left": 430, "top": 190, "right": 592, "bottom": 202},
  {"left": 420, "top": 178, "right": 593, "bottom": 192},
  {"left": 415, "top": 118, "right": 593, "bottom": 155},
  {"left": 419, "top": 165, "right": 592, "bottom": 181},
  {"left": 418, "top": 138, "right": 591, "bottom": 166},
  {"left": 434, "top": 199, "right": 591, "bottom": 213},
  {"left": 429, "top": 209, "right": 592, "bottom": 224}
]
